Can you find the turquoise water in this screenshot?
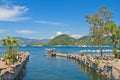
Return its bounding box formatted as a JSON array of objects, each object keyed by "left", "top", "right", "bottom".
[{"left": 0, "top": 46, "right": 112, "bottom": 80}]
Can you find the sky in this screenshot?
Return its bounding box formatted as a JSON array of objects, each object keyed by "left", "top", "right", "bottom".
[{"left": 0, "top": 0, "right": 120, "bottom": 39}]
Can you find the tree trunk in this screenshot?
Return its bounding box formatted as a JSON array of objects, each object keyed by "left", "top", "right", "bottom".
[
  {"left": 113, "top": 45, "right": 116, "bottom": 49},
  {"left": 9, "top": 46, "right": 13, "bottom": 54},
  {"left": 115, "top": 54, "right": 117, "bottom": 58},
  {"left": 9, "top": 46, "right": 13, "bottom": 50},
  {"left": 113, "top": 45, "right": 117, "bottom": 58},
  {"left": 99, "top": 46, "right": 103, "bottom": 57}
]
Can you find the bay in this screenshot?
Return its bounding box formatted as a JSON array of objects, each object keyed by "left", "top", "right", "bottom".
[{"left": 0, "top": 46, "right": 112, "bottom": 80}]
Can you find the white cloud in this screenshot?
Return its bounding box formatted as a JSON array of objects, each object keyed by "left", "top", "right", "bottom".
[
  {"left": 56, "top": 32, "right": 64, "bottom": 36},
  {"left": 0, "top": 29, "right": 6, "bottom": 33},
  {"left": 0, "top": 1, "right": 29, "bottom": 21},
  {"left": 35, "top": 20, "right": 65, "bottom": 26},
  {"left": 50, "top": 36, "right": 55, "bottom": 39},
  {"left": 50, "top": 31, "right": 66, "bottom": 39},
  {"left": 16, "top": 30, "right": 36, "bottom": 34},
  {"left": 71, "top": 34, "right": 83, "bottom": 39}
]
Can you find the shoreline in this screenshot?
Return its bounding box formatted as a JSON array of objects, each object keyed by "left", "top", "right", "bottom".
[
  {"left": 55, "top": 53, "right": 120, "bottom": 80},
  {"left": 4, "top": 45, "right": 112, "bottom": 47},
  {"left": 0, "top": 52, "right": 30, "bottom": 80}
]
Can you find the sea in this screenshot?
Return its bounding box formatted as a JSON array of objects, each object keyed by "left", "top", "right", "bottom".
[{"left": 0, "top": 46, "right": 113, "bottom": 80}]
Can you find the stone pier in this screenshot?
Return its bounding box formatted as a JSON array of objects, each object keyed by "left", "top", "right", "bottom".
[
  {"left": 0, "top": 52, "right": 30, "bottom": 80},
  {"left": 56, "top": 53, "right": 120, "bottom": 80}
]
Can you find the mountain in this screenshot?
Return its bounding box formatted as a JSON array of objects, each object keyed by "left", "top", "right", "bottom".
[
  {"left": 48, "top": 34, "right": 93, "bottom": 46},
  {"left": 77, "top": 35, "right": 112, "bottom": 46},
  {"left": 38, "top": 39, "right": 51, "bottom": 44},
  {"left": 47, "top": 34, "right": 112, "bottom": 46},
  {"left": 77, "top": 35, "right": 93, "bottom": 46},
  {"left": 48, "top": 34, "right": 76, "bottom": 45},
  {"left": 1, "top": 35, "right": 111, "bottom": 46},
  {"left": 16, "top": 37, "right": 50, "bottom": 45},
  {"left": 0, "top": 36, "right": 91, "bottom": 46}
]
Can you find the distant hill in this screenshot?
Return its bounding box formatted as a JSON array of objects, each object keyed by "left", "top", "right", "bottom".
[
  {"left": 0, "top": 35, "right": 111, "bottom": 46},
  {"left": 76, "top": 35, "right": 93, "bottom": 46},
  {"left": 48, "top": 34, "right": 76, "bottom": 45},
  {"left": 16, "top": 37, "right": 50, "bottom": 45},
  {"left": 47, "top": 34, "right": 112, "bottom": 46},
  {"left": 77, "top": 35, "right": 112, "bottom": 46},
  {"left": 48, "top": 34, "right": 93, "bottom": 46}
]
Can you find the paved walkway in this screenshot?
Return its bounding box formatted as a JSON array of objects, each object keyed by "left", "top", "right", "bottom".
[
  {"left": 110, "top": 59, "right": 120, "bottom": 70},
  {"left": 0, "top": 60, "right": 8, "bottom": 69}
]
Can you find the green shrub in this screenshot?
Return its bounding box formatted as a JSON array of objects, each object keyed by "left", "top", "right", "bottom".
[
  {"left": 3, "top": 49, "right": 18, "bottom": 63},
  {"left": 80, "top": 53, "right": 84, "bottom": 56},
  {"left": 94, "top": 59, "right": 100, "bottom": 65},
  {"left": 113, "top": 48, "right": 118, "bottom": 58},
  {"left": 113, "top": 48, "right": 118, "bottom": 55},
  {"left": 86, "top": 56, "right": 90, "bottom": 60}
]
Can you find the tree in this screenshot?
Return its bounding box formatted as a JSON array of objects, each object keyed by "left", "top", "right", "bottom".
[
  {"left": 104, "top": 21, "right": 120, "bottom": 58},
  {"left": 1, "top": 36, "right": 22, "bottom": 63},
  {"left": 104, "top": 21, "right": 117, "bottom": 48},
  {"left": 98, "top": 6, "right": 112, "bottom": 24},
  {"left": 86, "top": 13, "right": 103, "bottom": 56},
  {"left": 117, "top": 26, "right": 120, "bottom": 58},
  {"left": 117, "top": 26, "right": 120, "bottom": 50},
  {"left": 86, "top": 6, "right": 112, "bottom": 57},
  {"left": 1, "top": 36, "right": 21, "bottom": 49},
  {"left": 1, "top": 36, "right": 22, "bottom": 54}
]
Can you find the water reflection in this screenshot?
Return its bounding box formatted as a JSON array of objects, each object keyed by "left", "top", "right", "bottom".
[
  {"left": 15, "top": 61, "right": 28, "bottom": 80},
  {"left": 72, "top": 59, "right": 109, "bottom": 80}
]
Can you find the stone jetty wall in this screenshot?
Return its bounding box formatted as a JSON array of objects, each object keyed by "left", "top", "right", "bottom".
[
  {"left": 0, "top": 52, "right": 29, "bottom": 80},
  {"left": 56, "top": 53, "right": 120, "bottom": 80},
  {"left": 112, "top": 66, "right": 120, "bottom": 80}
]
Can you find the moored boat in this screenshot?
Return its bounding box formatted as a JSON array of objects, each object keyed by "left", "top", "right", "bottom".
[{"left": 45, "top": 48, "right": 56, "bottom": 56}]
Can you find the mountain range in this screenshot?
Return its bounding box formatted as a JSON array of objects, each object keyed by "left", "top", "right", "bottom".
[
  {"left": 15, "top": 37, "right": 50, "bottom": 45},
  {"left": 0, "top": 34, "right": 112, "bottom": 46},
  {"left": 47, "top": 34, "right": 93, "bottom": 46},
  {"left": 47, "top": 34, "right": 112, "bottom": 46}
]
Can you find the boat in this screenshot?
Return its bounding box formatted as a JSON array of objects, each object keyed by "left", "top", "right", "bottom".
[{"left": 45, "top": 48, "right": 56, "bottom": 56}]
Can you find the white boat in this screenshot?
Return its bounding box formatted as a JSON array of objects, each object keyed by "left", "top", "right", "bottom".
[{"left": 45, "top": 48, "right": 56, "bottom": 56}]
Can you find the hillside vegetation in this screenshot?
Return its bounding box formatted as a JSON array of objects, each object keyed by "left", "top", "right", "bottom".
[
  {"left": 48, "top": 34, "right": 112, "bottom": 46},
  {"left": 48, "top": 34, "right": 76, "bottom": 45}
]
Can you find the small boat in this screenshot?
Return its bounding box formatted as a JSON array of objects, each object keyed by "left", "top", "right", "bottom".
[{"left": 45, "top": 48, "right": 56, "bottom": 56}]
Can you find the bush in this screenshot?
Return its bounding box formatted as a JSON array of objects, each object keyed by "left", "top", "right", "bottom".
[
  {"left": 94, "top": 59, "right": 100, "bottom": 65},
  {"left": 113, "top": 48, "right": 118, "bottom": 58},
  {"left": 86, "top": 56, "right": 90, "bottom": 60},
  {"left": 113, "top": 48, "right": 118, "bottom": 55},
  {"left": 80, "top": 53, "right": 84, "bottom": 56},
  {"left": 3, "top": 49, "right": 18, "bottom": 63},
  {"left": 3, "top": 54, "right": 18, "bottom": 63}
]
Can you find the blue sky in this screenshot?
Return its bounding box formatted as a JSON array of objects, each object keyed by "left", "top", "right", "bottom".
[{"left": 0, "top": 0, "right": 120, "bottom": 39}]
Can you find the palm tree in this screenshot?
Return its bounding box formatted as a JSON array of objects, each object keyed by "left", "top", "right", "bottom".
[
  {"left": 1, "top": 36, "right": 22, "bottom": 52},
  {"left": 1, "top": 36, "right": 22, "bottom": 63}
]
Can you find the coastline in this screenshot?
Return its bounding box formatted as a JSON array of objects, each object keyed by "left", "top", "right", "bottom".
[
  {"left": 16, "top": 45, "right": 113, "bottom": 47},
  {"left": 55, "top": 53, "right": 120, "bottom": 80},
  {"left": 0, "top": 52, "right": 30, "bottom": 80}
]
